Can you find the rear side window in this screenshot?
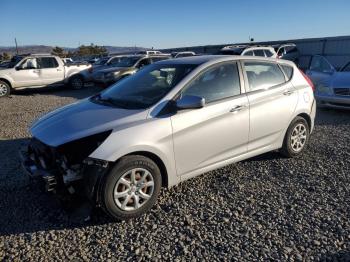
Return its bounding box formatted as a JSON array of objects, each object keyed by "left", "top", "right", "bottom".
[
  {"left": 182, "top": 62, "right": 241, "bottom": 103},
  {"left": 281, "top": 64, "right": 293, "bottom": 80},
  {"left": 37, "top": 57, "right": 59, "bottom": 68},
  {"left": 244, "top": 62, "right": 286, "bottom": 91},
  {"left": 253, "top": 50, "right": 265, "bottom": 57}
]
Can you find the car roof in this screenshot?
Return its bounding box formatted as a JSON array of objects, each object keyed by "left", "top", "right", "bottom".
[{"left": 157, "top": 55, "right": 295, "bottom": 66}]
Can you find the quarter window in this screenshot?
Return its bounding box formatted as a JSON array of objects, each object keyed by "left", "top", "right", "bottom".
[
  {"left": 281, "top": 64, "right": 293, "bottom": 80},
  {"left": 244, "top": 62, "right": 286, "bottom": 91},
  {"left": 37, "top": 57, "right": 59, "bottom": 69},
  {"left": 264, "top": 50, "right": 274, "bottom": 57},
  {"left": 182, "top": 63, "right": 241, "bottom": 103}
]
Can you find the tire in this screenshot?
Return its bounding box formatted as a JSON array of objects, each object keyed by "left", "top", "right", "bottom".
[
  {"left": 101, "top": 155, "right": 162, "bottom": 220},
  {"left": 280, "top": 116, "right": 310, "bottom": 158},
  {"left": 0, "top": 80, "right": 10, "bottom": 97},
  {"left": 69, "top": 75, "right": 84, "bottom": 90}
]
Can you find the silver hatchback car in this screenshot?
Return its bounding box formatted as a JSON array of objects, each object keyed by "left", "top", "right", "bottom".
[{"left": 22, "top": 56, "right": 316, "bottom": 220}]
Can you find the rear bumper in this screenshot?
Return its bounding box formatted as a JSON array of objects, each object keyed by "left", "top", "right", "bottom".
[{"left": 315, "top": 94, "right": 350, "bottom": 109}]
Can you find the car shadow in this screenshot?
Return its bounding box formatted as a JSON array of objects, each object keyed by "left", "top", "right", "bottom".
[
  {"left": 10, "top": 84, "right": 102, "bottom": 100},
  {"left": 315, "top": 107, "right": 350, "bottom": 126},
  {"left": 0, "top": 137, "right": 115, "bottom": 236}
]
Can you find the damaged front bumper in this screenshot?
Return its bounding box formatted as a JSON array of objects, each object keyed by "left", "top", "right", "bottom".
[{"left": 19, "top": 138, "right": 110, "bottom": 204}]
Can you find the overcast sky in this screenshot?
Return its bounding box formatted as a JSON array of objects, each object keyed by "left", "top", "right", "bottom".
[{"left": 0, "top": 0, "right": 349, "bottom": 48}]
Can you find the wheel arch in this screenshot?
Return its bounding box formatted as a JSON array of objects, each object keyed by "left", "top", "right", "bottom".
[
  {"left": 0, "top": 78, "right": 12, "bottom": 88},
  {"left": 297, "top": 112, "right": 311, "bottom": 130},
  {"left": 124, "top": 151, "right": 169, "bottom": 188}
]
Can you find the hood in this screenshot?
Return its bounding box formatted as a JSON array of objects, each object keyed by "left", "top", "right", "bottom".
[
  {"left": 30, "top": 98, "right": 149, "bottom": 147},
  {"left": 331, "top": 72, "right": 350, "bottom": 88}
]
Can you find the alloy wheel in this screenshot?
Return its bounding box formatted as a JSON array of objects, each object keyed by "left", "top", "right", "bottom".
[
  {"left": 0, "top": 83, "right": 8, "bottom": 96},
  {"left": 113, "top": 168, "right": 155, "bottom": 211},
  {"left": 290, "top": 123, "right": 307, "bottom": 152}
]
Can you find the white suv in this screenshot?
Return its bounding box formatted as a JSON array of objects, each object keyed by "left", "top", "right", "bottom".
[{"left": 220, "top": 45, "right": 277, "bottom": 58}]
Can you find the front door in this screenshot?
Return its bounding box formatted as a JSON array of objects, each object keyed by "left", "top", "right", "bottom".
[
  {"left": 171, "top": 62, "right": 249, "bottom": 176},
  {"left": 11, "top": 57, "right": 41, "bottom": 87}
]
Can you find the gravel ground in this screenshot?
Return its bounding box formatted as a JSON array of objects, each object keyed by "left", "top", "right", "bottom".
[{"left": 0, "top": 87, "right": 349, "bottom": 261}]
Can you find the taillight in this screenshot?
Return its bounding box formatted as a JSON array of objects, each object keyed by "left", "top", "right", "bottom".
[{"left": 299, "top": 69, "right": 315, "bottom": 91}]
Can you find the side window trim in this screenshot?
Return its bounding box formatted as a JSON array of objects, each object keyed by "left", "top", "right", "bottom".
[
  {"left": 242, "top": 60, "right": 287, "bottom": 93},
  {"left": 174, "top": 61, "right": 243, "bottom": 105}
]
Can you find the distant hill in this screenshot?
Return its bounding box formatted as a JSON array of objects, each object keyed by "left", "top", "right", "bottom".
[{"left": 0, "top": 45, "right": 147, "bottom": 56}]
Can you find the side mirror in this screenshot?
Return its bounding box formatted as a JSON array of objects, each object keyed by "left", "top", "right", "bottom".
[
  {"left": 176, "top": 95, "right": 205, "bottom": 110},
  {"left": 15, "top": 66, "right": 22, "bottom": 71}
]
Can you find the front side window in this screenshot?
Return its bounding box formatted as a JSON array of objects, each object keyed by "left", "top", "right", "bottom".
[
  {"left": 309, "top": 56, "right": 332, "bottom": 72},
  {"left": 181, "top": 63, "right": 241, "bottom": 103},
  {"left": 92, "top": 63, "right": 197, "bottom": 109},
  {"left": 19, "top": 58, "right": 37, "bottom": 69},
  {"left": 37, "top": 57, "right": 59, "bottom": 69},
  {"left": 244, "top": 51, "right": 254, "bottom": 56},
  {"left": 244, "top": 61, "right": 285, "bottom": 91}
]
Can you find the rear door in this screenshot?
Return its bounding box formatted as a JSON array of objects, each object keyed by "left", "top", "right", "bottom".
[
  {"left": 37, "top": 57, "right": 64, "bottom": 86},
  {"left": 306, "top": 55, "right": 335, "bottom": 86},
  {"left": 171, "top": 62, "right": 249, "bottom": 176},
  {"left": 242, "top": 60, "right": 298, "bottom": 151}
]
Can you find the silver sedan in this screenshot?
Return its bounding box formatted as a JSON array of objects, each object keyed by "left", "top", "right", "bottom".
[{"left": 306, "top": 55, "right": 350, "bottom": 109}]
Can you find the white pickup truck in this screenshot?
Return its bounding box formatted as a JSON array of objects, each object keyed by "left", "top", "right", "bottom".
[{"left": 0, "top": 54, "right": 92, "bottom": 97}]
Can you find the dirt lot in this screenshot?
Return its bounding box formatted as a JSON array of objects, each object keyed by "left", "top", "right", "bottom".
[{"left": 0, "top": 87, "right": 349, "bottom": 261}]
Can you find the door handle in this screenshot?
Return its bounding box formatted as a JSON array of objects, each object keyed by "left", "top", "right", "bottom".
[
  {"left": 33, "top": 70, "right": 40, "bottom": 73},
  {"left": 230, "top": 105, "right": 246, "bottom": 113},
  {"left": 283, "top": 90, "right": 294, "bottom": 96},
  {"left": 57, "top": 68, "right": 63, "bottom": 71}
]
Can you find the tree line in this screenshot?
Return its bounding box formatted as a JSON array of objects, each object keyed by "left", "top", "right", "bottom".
[
  {"left": 52, "top": 44, "right": 107, "bottom": 58},
  {"left": 0, "top": 43, "right": 108, "bottom": 61}
]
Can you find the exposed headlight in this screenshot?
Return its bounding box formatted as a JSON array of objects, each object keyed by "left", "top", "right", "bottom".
[{"left": 317, "top": 84, "right": 332, "bottom": 95}]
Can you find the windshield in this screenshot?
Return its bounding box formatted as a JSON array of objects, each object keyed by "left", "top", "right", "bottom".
[
  {"left": 94, "top": 57, "right": 109, "bottom": 65},
  {"left": 110, "top": 56, "right": 142, "bottom": 67},
  {"left": 91, "top": 63, "right": 197, "bottom": 109},
  {"left": 6, "top": 56, "right": 24, "bottom": 68}
]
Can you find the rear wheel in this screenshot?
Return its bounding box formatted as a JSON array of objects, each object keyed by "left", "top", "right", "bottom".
[
  {"left": 102, "top": 155, "right": 162, "bottom": 220},
  {"left": 280, "top": 116, "right": 310, "bottom": 158},
  {"left": 0, "top": 80, "right": 10, "bottom": 97},
  {"left": 69, "top": 75, "right": 84, "bottom": 90}
]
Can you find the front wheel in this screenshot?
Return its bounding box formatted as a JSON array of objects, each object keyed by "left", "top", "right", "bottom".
[
  {"left": 0, "top": 80, "right": 11, "bottom": 97},
  {"left": 102, "top": 155, "right": 162, "bottom": 220},
  {"left": 69, "top": 75, "right": 84, "bottom": 90},
  {"left": 280, "top": 116, "right": 310, "bottom": 158}
]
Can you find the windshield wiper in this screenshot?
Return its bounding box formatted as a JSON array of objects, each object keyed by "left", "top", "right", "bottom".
[{"left": 91, "top": 93, "right": 126, "bottom": 108}]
